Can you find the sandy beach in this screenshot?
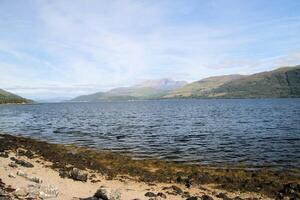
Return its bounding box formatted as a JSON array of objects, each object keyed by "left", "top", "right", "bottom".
[{"left": 0, "top": 134, "right": 298, "bottom": 200}]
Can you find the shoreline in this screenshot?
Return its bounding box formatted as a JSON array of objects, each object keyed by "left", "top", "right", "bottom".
[{"left": 0, "top": 134, "right": 299, "bottom": 199}]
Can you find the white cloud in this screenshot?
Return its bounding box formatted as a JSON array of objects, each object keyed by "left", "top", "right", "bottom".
[{"left": 0, "top": 0, "right": 300, "bottom": 100}]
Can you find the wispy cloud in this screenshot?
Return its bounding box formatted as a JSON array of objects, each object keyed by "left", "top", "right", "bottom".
[{"left": 0, "top": 0, "right": 300, "bottom": 100}]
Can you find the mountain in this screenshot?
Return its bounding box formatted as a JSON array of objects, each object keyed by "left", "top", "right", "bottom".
[
  {"left": 134, "top": 78, "right": 187, "bottom": 91},
  {"left": 0, "top": 88, "right": 33, "bottom": 104},
  {"left": 71, "top": 66, "right": 300, "bottom": 101},
  {"left": 209, "top": 66, "right": 300, "bottom": 98},
  {"left": 71, "top": 79, "right": 187, "bottom": 101},
  {"left": 165, "top": 65, "right": 300, "bottom": 98},
  {"left": 164, "top": 75, "right": 245, "bottom": 98}
]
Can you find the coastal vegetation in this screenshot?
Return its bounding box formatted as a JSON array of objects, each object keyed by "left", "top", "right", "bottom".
[{"left": 0, "top": 134, "right": 299, "bottom": 199}]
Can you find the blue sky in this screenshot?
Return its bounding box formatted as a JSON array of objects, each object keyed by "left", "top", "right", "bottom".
[{"left": 0, "top": 0, "right": 300, "bottom": 100}]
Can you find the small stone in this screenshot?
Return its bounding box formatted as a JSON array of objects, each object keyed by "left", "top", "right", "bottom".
[
  {"left": 185, "top": 179, "right": 192, "bottom": 188},
  {"left": 0, "top": 197, "right": 11, "bottom": 200},
  {"left": 8, "top": 173, "right": 15, "bottom": 178},
  {"left": 145, "top": 192, "right": 157, "bottom": 197},
  {"left": 59, "top": 169, "right": 68, "bottom": 178},
  {"left": 8, "top": 162, "right": 17, "bottom": 168},
  {"left": 0, "top": 188, "right": 6, "bottom": 196},
  {"left": 201, "top": 195, "right": 214, "bottom": 200},
  {"left": 186, "top": 197, "right": 199, "bottom": 200},
  {"left": 28, "top": 176, "right": 43, "bottom": 183},
  {"left": 17, "top": 149, "right": 34, "bottom": 158},
  {"left": 171, "top": 185, "right": 183, "bottom": 194},
  {"left": 39, "top": 185, "right": 59, "bottom": 199},
  {"left": 110, "top": 189, "right": 121, "bottom": 200},
  {"left": 14, "top": 187, "right": 29, "bottom": 196},
  {"left": 0, "top": 152, "right": 9, "bottom": 158},
  {"left": 94, "top": 188, "right": 109, "bottom": 200},
  {"left": 70, "top": 168, "right": 88, "bottom": 182},
  {"left": 182, "top": 191, "right": 191, "bottom": 198},
  {"left": 216, "top": 193, "right": 231, "bottom": 200},
  {"left": 157, "top": 192, "right": 167, "bottom": 199},
  {"left": 17, "top": 170, "right": 28, "bottom": 178},
  {"left": 11, "top": 157, "right": 34, "bottom": 168},
  {"left": 233, "top": 197, "right": 243, "bottom": 200}
]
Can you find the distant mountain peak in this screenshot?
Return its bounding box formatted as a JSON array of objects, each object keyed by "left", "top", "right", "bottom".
[
  {"left": 71, "top": 78, "right": 187, "bottom": 101},
  {"left": 135, "top": 78, "right": 187, "bottom": 91}
]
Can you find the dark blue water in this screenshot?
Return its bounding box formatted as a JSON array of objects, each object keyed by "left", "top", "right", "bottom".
[{"left": 0, "top": 99, "right": 299, "bottom": 168}]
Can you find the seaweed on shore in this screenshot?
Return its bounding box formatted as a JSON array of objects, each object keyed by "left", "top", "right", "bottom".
[{"left": 0, "top": 133, "right": 299, "bottom": 199}]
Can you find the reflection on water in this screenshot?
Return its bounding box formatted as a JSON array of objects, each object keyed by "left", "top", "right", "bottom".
[{"left": 0, "top": 99, "right": 299, "bottom": 168}]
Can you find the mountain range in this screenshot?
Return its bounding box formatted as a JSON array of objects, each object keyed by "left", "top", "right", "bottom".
[
  {"left": 71, "top": 79, "right": 187, "bottom": 101},
  {"left": 71, "top": 65, "right": 300, "bottom": 101},
  {"left": 0, "top": 89, "right": 32, "bottom": 104}
]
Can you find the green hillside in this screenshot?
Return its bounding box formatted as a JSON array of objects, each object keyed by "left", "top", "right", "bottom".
[
  {"left": 71, "top": 65, "right": 300, "bottom": 101},
  {"left": 209, "top": 66, "right": 300, "bottom": 98},
  {"left": 164, "top": 75, "right": 245, "bottom": 98},
  {"left": 165, "top": 65, "right": 300, "bottom": 98},
  {"left": 0, "top": 89, "right": 33, "bottom": 104}
]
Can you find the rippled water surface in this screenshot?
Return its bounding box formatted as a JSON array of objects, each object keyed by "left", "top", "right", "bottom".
[{"left": 0, "top": 99, "right": 299, "bottom": 168}]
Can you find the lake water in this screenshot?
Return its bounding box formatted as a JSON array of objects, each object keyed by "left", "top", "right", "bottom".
[{"left": 0, "top": 99, "right": 299, "bottom": 169}]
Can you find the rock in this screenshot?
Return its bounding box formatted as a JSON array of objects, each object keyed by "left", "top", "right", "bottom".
[
  {"left": 0, "top": 152, "right": 9, "bottom": 158},
  {"left": 185, "top": 179, "right": 192, "bottom": 188},
  {"left": 182, "top": 191, "right": 191, "bottom": 198},
  {"left": 17, "top": 170, "right": 28, "bottom": 178},
  {"left": 281, "top": 183, "right": 300, "bottom": 196},
  {"left": 163, "top": 185, "right": 183, "bottom": 196},
  {"left": 157, "top": 192, "right": 166, "bottom": 199},
  {"left": 70, "top": 168, "right": 88, "bottom": 182},
  {"left": 91, "top": 179, "right": 101, "bottom": 183},
  {"left": 171, "top": 185, "right": 183, "bottom": 194},
  {"left": 94, "top": 188, "right": 109, "bottom": 200},
  {"left": 59, "top": 169, "right": 69, "bottom": 178},
  {"left": 8, "top": 173, "right": 15, "bottom": 178},
  {"left": 232, "top": 197, "right": 243, "bottom": 200},
  {"left": 11, "top": 157, "right": 34, "bottom": 168},
  {"left": 17, "top": 170, "right": 42, "bottom": 183},
  {"left": 8, "top": 162, "right": 17, "bottom": 168},
  {"left": 0, "top": 197, "right": 11, "bottom": 200},
  {"left": 0, "top": 188, "right": 6, "bottom": 196},
  {"left": 27, "top": 176, "right": 43, "bottom": 184},
  {"left": 145, "top": 192, "right": 157, "bottom": 197},
  {"left": 38, "top": 185, "right": 59, "bottom": 199},
  {"left": 14, "top": 187, "right": 29, "bottom": 197},
  {"left": 201, "top": 195, "right": 214, "bottom": 200},
  {"left": 110, "top": 189, "right": 121, "bottom": 200},
  {"left": 186, "top": 197, "right": 199, "bottom": 200},
  {"left": 216, "top": 193, "right": 231, "bottom": 200},
  {"left": 17, "top": 149, "right": 34, "bottom": 158},
  {"left": 27, "top": 183, "right": 41, "bottom": 198}
]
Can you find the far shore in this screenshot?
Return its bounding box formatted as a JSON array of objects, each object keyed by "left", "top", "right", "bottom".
[{"left": 0, "top": 133, "right": 299, "bottom": 200}]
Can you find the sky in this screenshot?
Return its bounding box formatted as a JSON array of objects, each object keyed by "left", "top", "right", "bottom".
[{"left": 0, "top": 0, "right": 300, "bottom": 100}]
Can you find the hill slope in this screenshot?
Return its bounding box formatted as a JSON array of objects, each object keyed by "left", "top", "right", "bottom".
[
  {"left": 71, "top": 79, "right": 187, "bottom": 101},
  {"left": 0, "top": 89, "right": 32, "bottom": 104},
  {"left": 210, "top": 66, "right": 300, "bottom": 98},
  {"left": 165, "top": 66, "right": 300, "bottom": 98},
  {"left": 164, "top": 75, "right": 245, "bottom": 98}
]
